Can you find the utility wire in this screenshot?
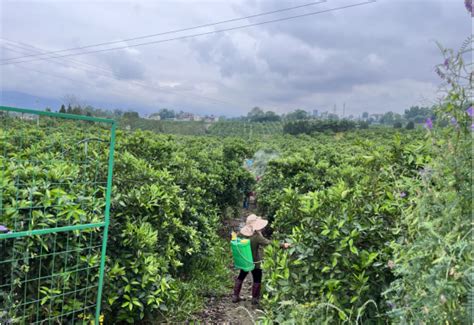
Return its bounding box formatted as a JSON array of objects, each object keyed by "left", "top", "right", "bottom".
[
  {"left": 1, "top": 46, "right": 84, "bottom": 83},
  {"left": 1, "top": 1, "right": 376, "bottom": 65},
  {"left": 0, "top": 38, "right": 112, "bottom": 74},
  {"left": 2, "top": 0, "right": 326, "bottom": 62},
  {"left": 1, "top": 42, "right": 245, "bottom": 108}
]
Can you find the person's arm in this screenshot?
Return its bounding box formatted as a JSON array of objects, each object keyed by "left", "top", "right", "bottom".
[
  {"left": 255, "top": 231, "right": 271, "bottom": 246},
  {"left": 256, "top": 231, "right": 291, "bottom": 248}
]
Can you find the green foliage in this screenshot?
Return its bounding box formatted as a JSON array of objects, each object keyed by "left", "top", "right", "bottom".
[
  {"left": 246, "top": 107, "right": 281, "bottom": 122},
  {"left": 120, "top": 118, "right": 210, "bottom": 135},
  {"left": 208, "top": 121, "right": 283, "bottom": 139},
  {"left": 384, "top": 40, "right": 472, "bottom": 324},
  {"left": 283, "top": 119, "right": 357, "bottom": 135},
  {"left": 255, "top": 41, "right": 472, "bottom": 324},
  {"left": 393, "top": 121, "right": 403, "bottom": 128},
  {"left": 256, "top": 129, "right": 429, "bottom": 323},
  {"left": 359, "top": 121, "right": 370, "bottom": 129},
  {"left": 404, "top": 106, "right": 434, "bottom": 123},
  {"left": 380, "top": 111, "right": 403, "bottom": 125},
  {"left": 157, "top": 108, "right": 176, "bottom": 120},
  {"left": 122, "top": 111, "right": 140, "bottom": 120},
  {"left": 405, "top": 120, "right": 415, "bottom": 129},
  {"left": 0, "top": 121, "right": 248, "bottom": 323},
  {"left": 284, "top": 109, "right": 309, "bottom": 121}
]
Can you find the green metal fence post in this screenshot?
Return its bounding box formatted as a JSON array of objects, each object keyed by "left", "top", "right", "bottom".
[{"left": 95, "top": 121, "right": 116, "bottom": 324}]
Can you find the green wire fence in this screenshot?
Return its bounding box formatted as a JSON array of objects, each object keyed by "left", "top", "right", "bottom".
[{"left": 0, "top": 106, "right": 116, "bottom": 324}]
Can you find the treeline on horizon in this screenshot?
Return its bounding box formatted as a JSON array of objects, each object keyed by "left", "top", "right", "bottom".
[
  {"left": 46, "top": 102, "right": 436, "bottom": 134},
  {"left": 54, "top": 102, "right": 434, "bottom": 122}
]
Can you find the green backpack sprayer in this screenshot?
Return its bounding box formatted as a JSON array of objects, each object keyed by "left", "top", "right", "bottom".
[{"left": 230, "top": 232, "right": 255, "bottom": 272}]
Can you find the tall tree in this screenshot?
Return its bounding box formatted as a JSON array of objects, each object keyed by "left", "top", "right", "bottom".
[
  {"left": 158, "top": 108, "right": 176, "bottom": 120},
  {"left": 285, "top": 109, "right": 309, "bottom": 121},
  {"left": 263, "top": 111, "right": 281, "bottom": 122},
  {"left": 403, "top": 106, "right": 433, "bottom": 123},
  {"left": 380, "top": 111, "right": 402, "bottom": 125},
  {"left": 72, "top": 106, "right": 82, "bottom": 115},
  {"left": 123, "top": 111, "right": 140, "bottom": 119},
  {"left": 247, "top": 107, "right": 265, "bottom": 122}
]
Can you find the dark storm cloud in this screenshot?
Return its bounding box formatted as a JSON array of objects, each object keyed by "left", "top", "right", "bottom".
[
  {"left": 186, "top": 0, "right": 470, "bottom": 113},
  {"left": 256, "top": 38, "right": 387, "bottom": 93},
  {"left": 102, "top": 50, "right": 146, "bottom": 80},
  {"left": 190, "top": 34, "right": 258, "bottom": 78},
  {"left": 245, "top": 0, "right": 470, "bottom": 83}
]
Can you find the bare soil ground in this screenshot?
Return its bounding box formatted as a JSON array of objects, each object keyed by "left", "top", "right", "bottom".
[{"left": 193, "top": 282, "right": 263, "bottom": 324}]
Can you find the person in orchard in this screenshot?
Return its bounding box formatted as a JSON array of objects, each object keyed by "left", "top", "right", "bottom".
[{"left": 232, "top": 214, "right": 290, "bottom": 305}]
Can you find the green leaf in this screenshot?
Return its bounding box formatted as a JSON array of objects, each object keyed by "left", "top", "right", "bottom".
[
  {"left": 350, "top": 245, "right": 359, "bottom": 255},
  {"left": 338, "top": 310, "right": 347, "bottom": 320},
  {"left": 321, "top": 229, "right": 330, "bottom": 236},
  {"left": 322, "top": 266, "right": 331, "bottom": 273}
]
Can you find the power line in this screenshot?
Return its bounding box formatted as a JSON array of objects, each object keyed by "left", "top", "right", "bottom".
[
  {"left": 2, "top": 44, "right": 99, "bottom": 78},
  {"left": 1, "top": 38, "right": 112, "bottom": 74},
  {"left": 2, "top": 1, "right": 326, "bottom": 62},
  {"left": 2, "top": 1, "right": 376, "bottom": 65},
  {"left": 1, "top": 46, "right": 84, "bottom": 83},
  {"left": 1, "top": 42, "right": 245, "bottom": 108},
  {"left": 2, "top": 45, "right": 242, "bottom": 109}
]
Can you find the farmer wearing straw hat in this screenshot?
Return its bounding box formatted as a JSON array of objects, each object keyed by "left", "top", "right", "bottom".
[{"left": 232, "top": 214, "right": 290, "bottom": 305}]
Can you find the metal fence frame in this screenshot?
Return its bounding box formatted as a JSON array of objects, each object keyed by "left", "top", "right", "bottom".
[{"left": 0, "top": 106, "right": 116, "bottom": 324}]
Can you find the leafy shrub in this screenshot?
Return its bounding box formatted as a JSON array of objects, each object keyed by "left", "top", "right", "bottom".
[
  {"left": 283, "top": 119, "right": 357, "bottom": 135},
  {"left": 384, "top": 40, "right": 472, "bottom": 324},
  {"left": 258, "top": 135, "right": 420, "bottom": 322},
  {"left": 0, "top": 124, "right": 249, "bottom": 323},
  {"left": 393, "top": 121, "right": 403, "bottom": 128},
  {"left": 405, "top": 121, "right": 415, "bottom": 129},
  {"left": 257, "top": 39, "right": 472, "bottom": 324}
]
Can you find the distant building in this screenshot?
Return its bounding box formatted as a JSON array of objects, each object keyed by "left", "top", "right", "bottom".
[
  {"left": 148, "top": 113, "right": 161, "bottom": 120},
  {"left": 203, "top": 115, "right": 219, "bottom": 123},
  {"left": 370, "top": 114, "right": 383, "bottom": 123},
  {"left": 147, "top": 111, "right": 217, "bottom": 122},
  {"left": 176, "top": 112, "right": 195, "bottom": 121},
  {"left": 312, "top": 109, "right": 319, "bottom": 117},
  {"left": 19, "top": 114, "right": 37, "bottom": 121}
]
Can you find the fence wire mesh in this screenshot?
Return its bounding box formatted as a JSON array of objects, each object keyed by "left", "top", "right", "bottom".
[{"left": 0, "top": 106, "right": 115, "bottom": 324}]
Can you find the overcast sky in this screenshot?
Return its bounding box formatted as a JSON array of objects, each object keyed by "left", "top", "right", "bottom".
[{"left": 0, "top": 0, "right": 471, "bottom": 117}]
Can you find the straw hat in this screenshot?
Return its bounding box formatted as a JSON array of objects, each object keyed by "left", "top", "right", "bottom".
[{"left": 240, "top": 214, "right": 268, "bottom": 237}]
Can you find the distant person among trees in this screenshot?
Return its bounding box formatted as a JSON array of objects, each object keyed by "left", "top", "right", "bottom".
[
  {"left": 243, "top": 191, "right": 256, "bottom": 209},
  {"left": 248, "top": 192, "right": 256, "bottom": 209},
  {"left": 242, "top": 191, "right": 251, "bottom": 209}
]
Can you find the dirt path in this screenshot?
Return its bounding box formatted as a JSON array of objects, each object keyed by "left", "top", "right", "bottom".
[{"left": 193, "top": 208, "right": 262, "bottom": 324}]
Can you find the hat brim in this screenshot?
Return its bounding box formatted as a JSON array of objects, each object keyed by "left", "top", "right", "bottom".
[
  {"left": 240, "top": 225, "right": 254, "bottom": 237},
  {"left": 252, "top": 219, "right": 268, "bottom": 231}
]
